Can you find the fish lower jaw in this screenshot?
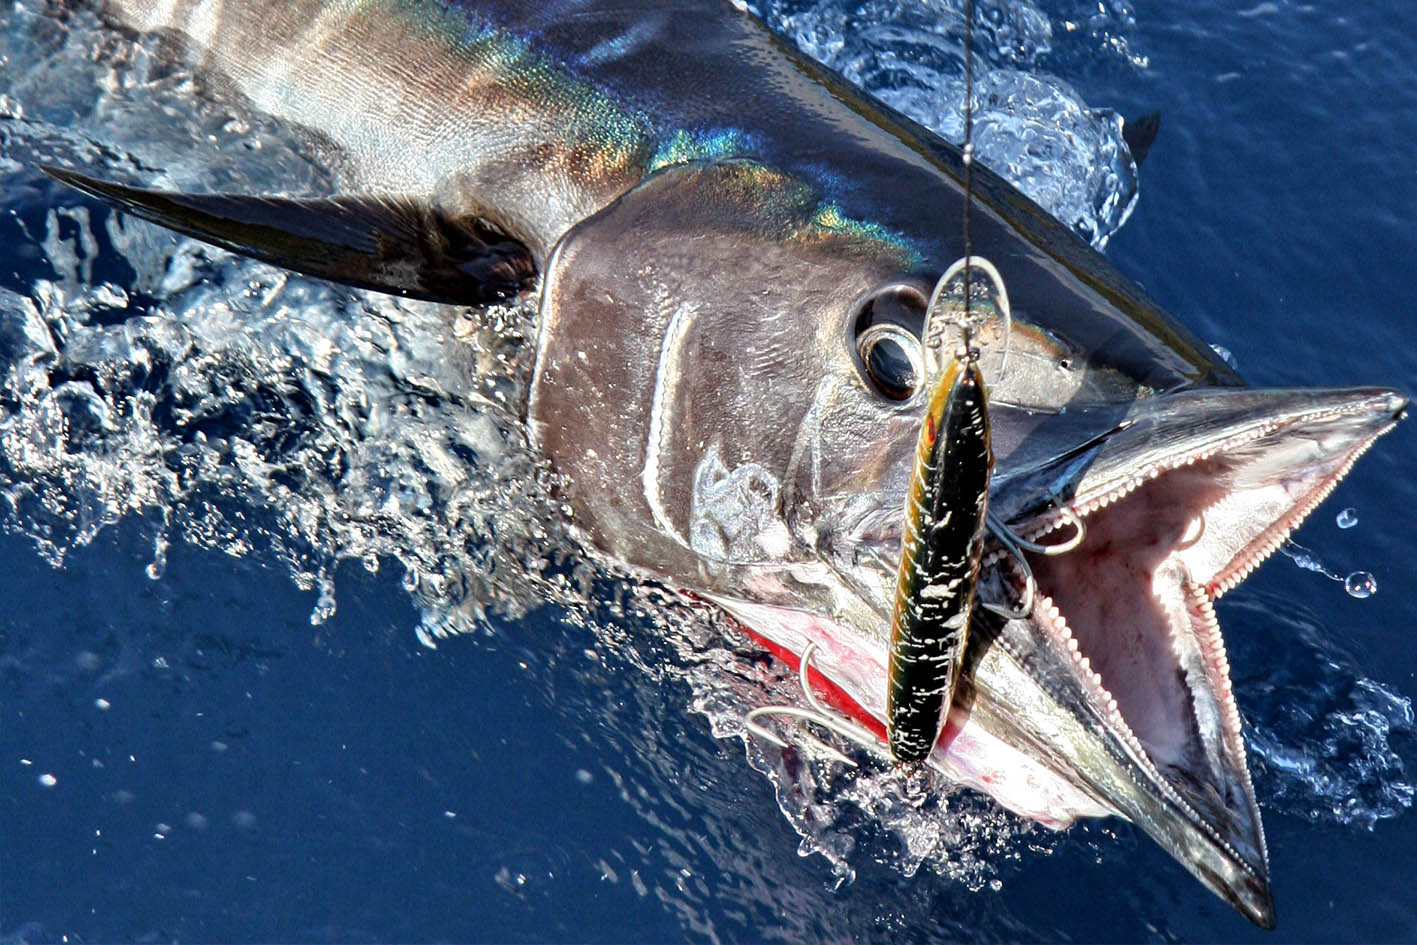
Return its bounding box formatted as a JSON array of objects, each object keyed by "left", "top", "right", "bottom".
[
  {"left": 1021, "top": 571, "right": 1262, "bottom": 881},
  {"left": 987, "top": 478, "right": 1275, "bottom": 922}
]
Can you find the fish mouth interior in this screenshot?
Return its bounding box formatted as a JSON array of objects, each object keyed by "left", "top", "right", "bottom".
[
  {"left": 1020, "top": 458, "right": 1267, "bottom": 898},
  {"left": 993, "top": 388, "right": 1405, "bottom": 927}
]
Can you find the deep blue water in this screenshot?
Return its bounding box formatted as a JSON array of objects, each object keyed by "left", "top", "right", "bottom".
[{"left": 4, "top": 1, "right": 1417, "bottom": 942}]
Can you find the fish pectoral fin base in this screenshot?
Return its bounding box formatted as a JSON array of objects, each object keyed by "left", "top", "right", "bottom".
[{"left": 40, "top": 165, "right": 537, "bottom": 304}]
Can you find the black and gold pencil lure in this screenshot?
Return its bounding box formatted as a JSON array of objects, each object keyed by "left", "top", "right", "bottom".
[
  {"left": 885, "top": 337, "right": 992, "bottom": 763},
  {"left": 885, "top": 0, "right": 995, "bottom": 764}
]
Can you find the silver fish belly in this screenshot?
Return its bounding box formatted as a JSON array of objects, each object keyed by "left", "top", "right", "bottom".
[{"left": 39, "top": 0, "right": 1408, "bottom": 928}]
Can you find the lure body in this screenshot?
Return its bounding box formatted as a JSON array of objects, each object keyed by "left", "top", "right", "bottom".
[{"left": 887, "top": 353, "right": 992, "bottom": 762}]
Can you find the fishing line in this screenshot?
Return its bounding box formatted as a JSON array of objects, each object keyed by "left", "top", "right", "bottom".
[{"left": 961, "top": 0, "right": 976, "bottom": 345}]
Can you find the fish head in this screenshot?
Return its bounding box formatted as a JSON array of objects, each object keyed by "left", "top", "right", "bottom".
[
  {"left": 528, "top": 158, "right": 1406, "bottom": 928},
  {"left": 530, "top": 159, "right": 936, "bottom": 579}
]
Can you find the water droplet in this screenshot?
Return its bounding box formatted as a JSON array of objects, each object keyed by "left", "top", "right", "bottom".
[
  {"left": 309, "top": 574, "right": 337, "bottom": 625},
  {"left": 414, "top": 622, "right": 439, "bottom": 650},
  {"left": 1345, "top": 571, "right": 1377, "bottom": 599},
  {"left": 146, "top": 534, "right": 169, "bottom": 580},
  {"left": 38, "top": 773, "right": 57, "bottom": 788},
  {"left": 1337, "top": 507, "right": 1359, "bottom": 529}
]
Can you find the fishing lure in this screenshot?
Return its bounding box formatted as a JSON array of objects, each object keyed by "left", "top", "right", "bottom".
[
  {"left": 885, "top": 325, "right": 992, "bottom": 762},
  {"left": 885, "top": 250, "right": 1090, "bottom": 762}
]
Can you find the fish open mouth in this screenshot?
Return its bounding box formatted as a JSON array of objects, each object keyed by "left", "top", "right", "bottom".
[
  {"left": 716, "top": 385, "right": 1402, "bottom": 928},
  {"left": 969, "top": 385, "right": 1407, "bottom": 927}
]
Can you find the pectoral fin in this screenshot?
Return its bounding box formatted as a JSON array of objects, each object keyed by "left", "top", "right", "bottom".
[{"left": 40, "top": 165, "right": 537, "bottom": 304}]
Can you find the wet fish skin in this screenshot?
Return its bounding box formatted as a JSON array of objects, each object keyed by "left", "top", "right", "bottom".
[{"left": 45, "top": 0, "right": 1409, "bottom": 928}]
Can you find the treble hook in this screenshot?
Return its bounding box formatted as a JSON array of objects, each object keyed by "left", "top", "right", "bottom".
[
  {"left": 978, "top": 502, "right": 1085, "bottom": 620},
  {"left": 743, "top": 642, "right": 889, "bottom": 768},
  {"left": 982, "top": 512, "right": 1037, "bottom": 620},
  {"left": 1003, "top": 504, "right": 1086, "bottom": 556}
]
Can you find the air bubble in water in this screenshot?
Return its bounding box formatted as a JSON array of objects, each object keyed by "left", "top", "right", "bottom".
[
  {"left": 1345, "top": 571, "right": 1377, "bottom": 599},
  {"left": 1337, "top": 508, "right": 1359, "bottom": 529},
  {"left": 1210, "top": 344, "right": 1238, "bottom": 370}
]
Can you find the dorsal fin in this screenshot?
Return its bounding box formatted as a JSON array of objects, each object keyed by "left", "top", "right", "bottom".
[
  {"left": 40, "top": 165, "right": 537, "bottom": 304},
  {"left": 1123, "top": 111, "right": 1161, "bottom": 166}
]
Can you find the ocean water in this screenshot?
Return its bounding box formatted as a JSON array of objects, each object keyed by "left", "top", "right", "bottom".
[{"left": 3, "top": 1, "right": 1416, "bottom": 941}]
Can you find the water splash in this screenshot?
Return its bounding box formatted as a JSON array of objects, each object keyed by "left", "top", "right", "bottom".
[
  {"left": 1248, "top": 674, "right": 1413, "bottom": 828},
  {"left": 1282, "top": 539, "right": 1379, "bottom": 599},
  {"left": 1229, "top": 594, "right": 1414, "bottom": 830},
  {"left": 1283, "top": 540, "right": 1342, "bottom": 579},
  {"left": 754, "top": 0, "right": 1148, "bottom": 247},
  {"left": 1343, "top": 571, "right": 1377, "bottom": 599},
  {"left": 684, "top": 621, "right": 1036, "bottom": 889}
]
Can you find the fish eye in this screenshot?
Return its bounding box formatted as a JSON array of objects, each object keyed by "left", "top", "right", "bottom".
[
  {"left": 857, "top": 325, "right": 921, "bottom": 400},
  {"left": 852, "top": 284, "right": 927, "bottom": 401}
]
